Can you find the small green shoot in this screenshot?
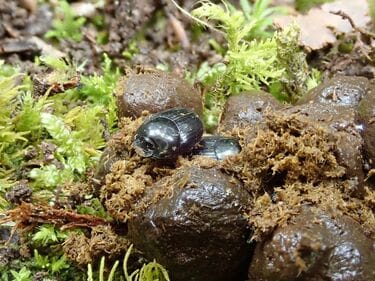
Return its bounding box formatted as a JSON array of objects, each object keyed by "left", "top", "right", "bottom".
[
  {"left": 76, "top": 198, "right": 113, "bottom": 220},
  {"left": 34, "top": 250, "right": 70, "bottom": 274},
  {"left": 230, "top": 0, "right": 285, "bottom": 39},
  {"left": 123, "top": 245, "right": 170, "bottom": 281},
  {"left": 50, "top": 255, "right": 71, "bottom": 274},
  {"left": 32, "top": 225, "right": 68, "bottom": 246},
  {"left": 87, "top": 245, "right": 170, "bottom": 281},
  {"left": 87, "top": 256, "right": 119, "bottom": 281},
  {"left": 45, "top": 1, "right": 86, "bottom": 42},
  {"left": 10, "top": 267, "right": 32, "bottom": 281}
]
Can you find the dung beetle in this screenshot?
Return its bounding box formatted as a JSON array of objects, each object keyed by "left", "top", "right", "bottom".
[
  {"left": 192, "top": 136, "right": 241, "bottom": 160},
  {"left": 133, "top": 108, "right": 204, "bottom": 159}
]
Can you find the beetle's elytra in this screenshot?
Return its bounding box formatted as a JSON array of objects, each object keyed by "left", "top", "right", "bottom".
[{"left": 133, "top": 108, "right": 204, "bottom": 159}]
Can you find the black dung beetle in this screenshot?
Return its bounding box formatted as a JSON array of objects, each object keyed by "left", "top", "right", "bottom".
[
  {"left": 192, "top": 136, "right": 241, "bottom": 160},
  {"left": 133, "top": 108, "right": 204, "bottom": 159}
]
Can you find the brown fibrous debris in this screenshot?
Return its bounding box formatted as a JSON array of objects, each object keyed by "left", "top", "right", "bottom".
[
  {"left": 0, "top": 202, "right": 109, "bottom": 236},
  {"left": 100, "top": 116, "right": 154, "bottom": 222},
  {"left": 222, "top": 113, "right": 345, "bottom": 193},
  {"left": 63, "top": 225, "right": 130, "bottom": 265},
  {"left": 221, "top": 112, "right": 374, "bottom": 240},
  {"left": 248, "top": 182, "right": 375, "bottom": 240}
]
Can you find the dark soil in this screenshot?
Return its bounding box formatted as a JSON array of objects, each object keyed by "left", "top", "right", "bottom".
[{"left": 0, "top": 0, "right": 218, "bottom": 76}]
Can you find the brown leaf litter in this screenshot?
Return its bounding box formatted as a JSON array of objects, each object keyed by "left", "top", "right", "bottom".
[{"left": 274, "top": 0, "right": 371, "bottom": 51}]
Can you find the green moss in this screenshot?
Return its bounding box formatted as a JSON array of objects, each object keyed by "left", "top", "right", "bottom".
[
  {"left": 76, "top": 198, "right": 113, "bottom": 220},
  {"left": 87, "top": 245, "right": 170, "bottom": 281},
  {"left": 32, "top": 225, "right": 68, "bottom": 247},
  {"left": 295, "top": 0, "right": 334, "bottom": 12},
  {"left": 10, "top": 267, "right": 32, "bottom": 281},
  {"left": 272, "top": 24, "right": 320, "bottom": 102},
  {"left": 0, "top": 53, "right": 124, "bottom": 279},
  {"left": 368, "top": 0, "right": 375, "bottom": 23},
  {"left": 45, "top": 1, "right": 86, "bottom": 42},
  {"left": 23, "top": 55, "right": 120, "bottom": 190},
  {"left": 0, "top": 63, "right": 35, "bottom": 191},
  {"left": 192, "top": 0, "right": 286, "bottom": 129},
  {"left": 192, "top": 1, "right": 317, "bottom": 129}
]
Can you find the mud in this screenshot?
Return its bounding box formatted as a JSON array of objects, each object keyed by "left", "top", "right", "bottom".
[
  {"left": 105, "top": 0, "right": 159, "bottom": 53},
  {"left": 128, "top": 166, "right": 252, "bottom": 281},
  {"left": 358, "top": 83, "right": 375, "bottom": 169},
  {"left": 283, "top": 103, "right": 365, "bottom": 190},
  {"left": 249, "top": 207, "right": 375, "bottom": 281},
  {"left": 296, "top": 75, "right": 370, "bottom": 107},
  {"left": 218, "top": 91, "right": 283, "bottom": 132},
  {"left": 0, "top": 1, "right": 53, "bottom": 66},
  {"left": 116, "top": 70, "right": 203, "bottom": 119}
]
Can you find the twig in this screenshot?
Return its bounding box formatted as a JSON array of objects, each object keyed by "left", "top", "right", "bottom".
[
  {"left": 0, "top": 202, "right": 109, "bottom": 230},
  {"left": 330, "top": 10, "right": 375, "bottom": 38},
  {"left": 330, "top": 10, "right": 374, "bottom": 61},
  {"left": 168, "top": 0, "right": 226, "bottom": 37}
]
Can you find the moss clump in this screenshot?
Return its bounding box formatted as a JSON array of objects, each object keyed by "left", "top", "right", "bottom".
[
  {"left": 223, "top": 112, "right": 345, "bottom": 193},
  {"left": 63, "top": 225, "right": 130, "bottom": 265},
  {"left": 220, "top": 110, "right": 373, "bottom": 241},
  {"left": 247, "top": 181, "right": 375, "bottom": 240},
  {"left": 192, "top": 2, "right": 318, "bottom": 129},
  {"left": 101, "top": 162, "right": 151, "bottom": 222},
  {"left": 99, "top": 117, "right": 153, "bottom": 222},
  {"left": 273, "top": 24, "right": 320, "bottom": 102}
]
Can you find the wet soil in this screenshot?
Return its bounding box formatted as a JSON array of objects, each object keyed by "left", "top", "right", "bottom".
[
  {"left": 128, "top": 166, "right": 252, "bottom": 281},
  {"left": 249, "top": 207, "right": 375, "bottom": 281},
  {"left": 218, "top": 90, "right": 284, "bottom": 132},
  {"left": 116, "top": 70, "right": 203, "bottom": 119},
  {"left": 358, "top": 83, "right": 375, "bottom": 169}
]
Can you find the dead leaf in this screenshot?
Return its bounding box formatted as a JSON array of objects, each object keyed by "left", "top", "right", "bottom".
[
  {"left": 274, "top": 0, "right": 371, "bottom": 51},
  {"left": 321, "top": 0, "right": 370, "bottom": 28}
]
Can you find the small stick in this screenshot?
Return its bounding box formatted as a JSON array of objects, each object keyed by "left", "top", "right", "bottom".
[
  {"left": 330, "top": 10, "right": 375, "bottom": 38},
  {"left": 330, "top": 10, "right": 374, "bottom": 61},
  {"left": 168, "top": 0, "right": 226, "bottom": 37},
  {"left": 0, "top": 202, "right": 109, "bottom": 230}
]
